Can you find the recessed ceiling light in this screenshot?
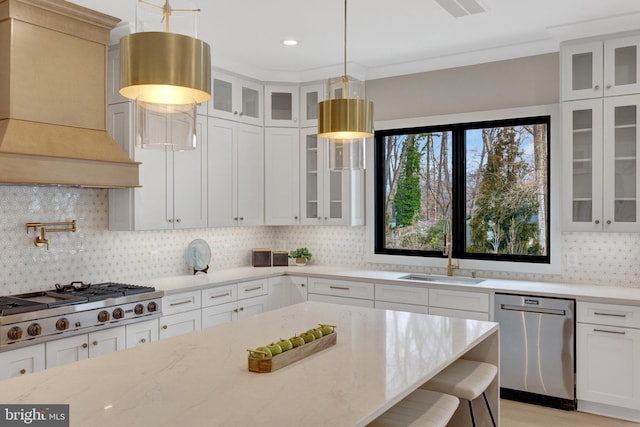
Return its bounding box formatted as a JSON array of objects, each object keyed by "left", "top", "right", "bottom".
[{"left": 282, "top": 39, "right": 298, "bottom": 46}]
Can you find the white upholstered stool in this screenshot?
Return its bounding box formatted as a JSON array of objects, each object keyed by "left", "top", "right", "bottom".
[
  {"left": 368, "top": 389, "right": 459, "bottom": 427},
  {"left": 420, "top": 359, "right": 497, "bottom": 427}
]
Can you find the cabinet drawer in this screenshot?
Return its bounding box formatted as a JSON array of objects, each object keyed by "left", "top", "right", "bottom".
[
  {"left": 308, "top": 293, "right": 374, "bottom": 308},
  {"left": 0, "top": 344, "right": 45, "bottom": 380},
  {"left": 375, "top": 283, "right": 429, "bottom": 305},
  {"left": 428, "top": 288, "right": 489, "bottom": 313},
  {"left": 238, "top": 279, "right": 268, "bottom": 300},
  {"left": 429, "top": 306, "right": 490, "bottom": 321},
  {"left": 308, "top": 278, "right": 374, "bottom": 300},
  {"left": 375, "top": 300, "right": 429, "bottom": 314},
  {"left": 162, "top": 291, "right": 202, "bottom": 316},
  {"left": 159, "top": 310, "right": 201, "bottom": 340},
  {"left": 202, "top": 284, "right": 237, "bottom": 308},
  {"left": 577, "top": 301, "right": 640, "bottom": 328}
]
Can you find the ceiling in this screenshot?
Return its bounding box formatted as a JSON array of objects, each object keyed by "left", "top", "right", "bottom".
[{"left": 69, "top": 0, "right": 640, "bottom": 82}]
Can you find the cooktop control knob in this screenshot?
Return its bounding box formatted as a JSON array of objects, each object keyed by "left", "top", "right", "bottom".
[
  {"left": 7, "top": 326, "right": 23, "bottom": 340},
  {"left": 27, "top": 323, "right": 42, "bottom": 337},
  {"left": 56, "top": 318, "right": 69, "bottom": 331},
  {"left": 97, "top": 310, "right": 110, "bottom": 323},
  {"left": 112, "top": 308, "right": 124, "bottom": 319},
  {"left": 147, "top": 301, "right": 158, "bottom": 312},
  {"left": 134, "top": 304, "right": 144, "bottom": 315}
]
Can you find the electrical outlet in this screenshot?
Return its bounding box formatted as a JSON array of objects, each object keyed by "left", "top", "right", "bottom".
[{"left": 566, "top": 252, "right": 578, "bottom": 267}]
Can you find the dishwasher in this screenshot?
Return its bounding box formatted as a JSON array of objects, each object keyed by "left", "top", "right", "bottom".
[{"left": 494, "top": 293, "right": 576, "bottom": 410}]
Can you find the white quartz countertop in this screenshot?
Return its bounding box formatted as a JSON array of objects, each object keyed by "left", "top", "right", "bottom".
[
  {"left": 146, "top": 266, "right": 640, "bottom": 305},
  {"left": 0, "top": 302, "right": 498, "bottom": 426}
]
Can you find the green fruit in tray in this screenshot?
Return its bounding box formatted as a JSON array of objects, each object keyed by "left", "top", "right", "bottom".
[
  {"left": 289, "top": 335, "right": 305, "bottom": 348},
  {"left": 300, "top": 331, "right": 315, "bottom": 343},
  {"left": 251, "top": 346, "right": 272, "bottom": 359},
  {"left": 308, "top": 328, "right": 323, "bottom": 339},
  {"left": 319, "top": 325, "right": 334, "bottom": 336},
  {"left": 267, "top": 342, "right": 283, "bottom": 356},
  {"left": 277, "top": 338, "right": 293, "bottom": 352}
]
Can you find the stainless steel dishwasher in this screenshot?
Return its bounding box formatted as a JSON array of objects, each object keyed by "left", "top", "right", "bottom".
[{"left": 494, "top": 293, "right": 576, "bottom": 410}]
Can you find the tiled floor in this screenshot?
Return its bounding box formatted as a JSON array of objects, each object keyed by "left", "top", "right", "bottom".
[{"left": 501, "top": 399, "right": 640, "bottom": 426}]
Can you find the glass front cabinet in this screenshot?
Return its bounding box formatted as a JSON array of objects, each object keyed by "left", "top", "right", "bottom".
[
  {"left": 563, "top": 95, "right": 640, "bottom": 231},
  {"left": 300, "top": 128, "right": 364, "bottom": 226}
]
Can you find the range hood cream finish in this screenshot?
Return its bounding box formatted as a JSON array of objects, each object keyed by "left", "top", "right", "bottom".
[{"left": 0, "top": 0, "right": 139, "bottom": 188}]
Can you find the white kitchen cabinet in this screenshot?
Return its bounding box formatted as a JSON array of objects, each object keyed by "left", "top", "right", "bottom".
[
  {"left": 0, "top": 344, "right": 45, "bottom": 380},
  {"left": 266, "top": 276, "right": 307, "bottom": 311},
  {"left": 126, "top": 319, "right": 159, "bottom": 349},
  {"left": 561, "top": 34, "right": 640, "bottom": 101},
  {"left": 107, "top": 103, "right": 208, "bottom": 231},
  {"left": 375, "top": 283, "right": 430, "bottom": 306},
  {"left": 265, "top": 127, "right": 300, "bottom": 225},
  {"left": 202, "top": 284, "right": 237, "bottom": 308},
  {"left": 307, "top": 277, "right": 374, "bottom": 307},
  {"left": 375, "top": 300, "right": 429, "bottom": 314},
  {"left": 577, "top": 301, "right": 640, "bottom": 420},
  {"left": 201, "top": 281, "right": 269, "bottom": 328},
  {"left": 300, "top": 128, "right": 364, "bottom": 226},
  {"left": 160, "top": 290, "right": 202, "bottom": 340},
  {"left": 45, "top": 327, "right": 125, "bottom": 368},
  {"left": 265, "top": 85, "right": 299, "bottom": 127},
  {"left": 428, "top": 288, "right": 490, "bottom": 320},
  {"left": 300, "top": 83, "right": 324, "bottom": 128},
  {"left": 208, "top": 117, "right": 264, "bottom": 227},
  {"left": 209, "top": 71, "right": 263, "bottom": 126},
  {"left": 563, "top": 95, "right": 640, "bottom": 231}
]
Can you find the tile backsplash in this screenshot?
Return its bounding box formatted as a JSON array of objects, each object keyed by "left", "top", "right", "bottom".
[{"left": 0, "top": 186, "right": 638, "bottom": 294}]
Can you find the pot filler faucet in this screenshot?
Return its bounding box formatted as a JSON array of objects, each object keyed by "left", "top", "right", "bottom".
[{"left": 443, "top": 219, "right": 459, "bottom": 276}]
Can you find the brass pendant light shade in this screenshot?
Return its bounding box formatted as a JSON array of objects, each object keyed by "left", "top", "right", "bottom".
[
  {"left": 318, "top": 98, "right": 374, "bottom": 139},
  {"left": 119, "top": 31, "right": 211, "bottom": 105}
]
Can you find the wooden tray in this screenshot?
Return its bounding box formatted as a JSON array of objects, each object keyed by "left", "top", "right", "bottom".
[{"left": 248, "top": 332, "right": 337, "bottom": 373}]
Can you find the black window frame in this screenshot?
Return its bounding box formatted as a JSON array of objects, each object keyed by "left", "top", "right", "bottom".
[{"left": 374, "top": 115, "right": 551, "bottom": 264}]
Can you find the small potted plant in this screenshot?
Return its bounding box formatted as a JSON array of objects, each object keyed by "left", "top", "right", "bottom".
[{"left": 289, "top": 248, "right": 312, "bottom": 266}]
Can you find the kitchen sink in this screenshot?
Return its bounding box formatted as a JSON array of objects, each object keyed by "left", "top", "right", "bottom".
[{"left": 399, "top": 274, "right": 485, "bottom": 285}]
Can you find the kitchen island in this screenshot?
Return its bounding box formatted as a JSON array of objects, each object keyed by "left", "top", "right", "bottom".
[{"left": 0, "top": 302, "right": 499, "bottom": 426}]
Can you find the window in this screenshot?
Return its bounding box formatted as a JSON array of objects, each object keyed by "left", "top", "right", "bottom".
[{"left": 374, "top": 116, "right": 550, "bottom": 264}]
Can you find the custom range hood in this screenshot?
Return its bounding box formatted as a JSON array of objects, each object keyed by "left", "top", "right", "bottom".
[{"left": 0, "top": 0, "right": 139, "bottom": 188}]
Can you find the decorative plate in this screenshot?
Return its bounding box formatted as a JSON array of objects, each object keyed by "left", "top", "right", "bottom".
[{"left": 186, "top": 239, "right": 211, "bottom": 272}]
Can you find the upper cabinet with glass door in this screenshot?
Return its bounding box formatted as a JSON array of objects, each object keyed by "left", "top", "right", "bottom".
[
  {"left": 562, "top": 34, "right": 640, "bottom": 101},
  {"left": 300, "top": 83, "right": 325, "bottom": 127},
  {"left": 208, "top": 71, "right": 263, "bottom": 126},
  {"left": 265, "top": 85, "right": 299, "bottom": 127}
]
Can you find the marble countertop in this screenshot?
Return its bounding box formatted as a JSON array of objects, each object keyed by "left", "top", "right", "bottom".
[
  {"left": 0, "top": 302, "right": 498, "bottom": 426},
  {"left": 146, "top": 266, "right": 640, "bottom": 305}
]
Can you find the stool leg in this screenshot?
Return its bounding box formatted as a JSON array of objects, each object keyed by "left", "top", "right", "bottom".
[
  {"left": 468, "top": 400, "right": 477, "bottom": 427},
  {"left": 482, "top": 391, "right": 497, "bottom": 427}
]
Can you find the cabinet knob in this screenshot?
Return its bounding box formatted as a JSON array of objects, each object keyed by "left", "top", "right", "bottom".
[
  {"left": 82, "top": 343, "right": 88, "bottom": 349},
  {"left": 595, "top": 219, "right": 600, "bottom": 224},
  {"left": 606, "top": 220, "right": 612, "bottom": 225},
  {"left": 233, "top": 217, "right": 238, "bottom": 220},
  {"left": 239, "top": 112, "right": 244, "bottom": 117},
  {"left": 233, "top": 308, "right": 238, "bottom": 313},
  {"left": 162, "top": 325, "right": 168, "bottom": 330},
  {"left": 294, "top": 215, "right": 298, "bottom": 220},
  {"left": 239, "top": 216, "right": 244, "bottom": 221},
  {"left": 234, "top": 111, "right": 238, "bottom": 115},
  {"left": 140, "top": 338, "right": 147, "bottom": 344},
  {"left": 606, "top": 84, "right": 612, "bottom": 89},
  {"left": 594, "top": 85, "right": 600, "bottom": 91},
  {"left": 92, "top": 340, "right": 98, "bottom": 346},
  {"left": 168, "top": 219, "right": 173, "bottom": 223},
  {"left": 300, "top": 283, "right": 305, "bottom": 287},
  {"left": 19, "top": 369, "right": 26, "bottom": 375},
  {"left": 239, "top": 307, "right": 244, "bottom": 311},
  {"left": 176, "top": 218, "right": 181, "bottom": 223}
]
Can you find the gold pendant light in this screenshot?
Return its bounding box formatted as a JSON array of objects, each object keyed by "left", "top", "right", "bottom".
[
  {"left": 119, "top": 0, "right": 211, "bottom": 151},
  {"left": 318, "top": 0, "right": 374, "bottom": 170}
]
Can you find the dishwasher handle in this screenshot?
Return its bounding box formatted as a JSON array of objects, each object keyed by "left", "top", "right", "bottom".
[{"left": 499, "top": 303, "right": 567, "bottom": 316}]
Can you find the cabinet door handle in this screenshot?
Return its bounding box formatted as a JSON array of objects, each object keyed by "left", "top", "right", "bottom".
[
  {"left": 594, "top": 328, "right": 626, "bottom": 335},
  {"left": 239, "top": 307, "right": 244, "bottom": 311},
  {"left": 233, "top": 308, "right": 239, "bottom": 313},
  {"left": 606, "top": 220, "right": 612, "bottom": 225},
  {"left": 176, "top": 218, "right": 181, "bottom": 223},
  {"left": 606, "top": 83, "right": 612, "bottom": 89},
  {"left": 169, "top": 300, "right": 192, "bottom": 307},
  {"left": 82, "top": 343, "right": 88, "bottom": 349},
  {"left": 140, "top": 338, "right": 147, "bottom": 344},
  {"left": 244, "top": 286, "right": 261, "bottom": 292},
  {"left": 168, "top": 219, "right": 173, "bottom": 223},
  {"left": 92, "top": 340, "right": 98, "bottom": 346},
  {"left": 210, "top": 292, "right": 231, "bottom": 299},
  {"left": 162, "top": 325, "right": 168, "bottom": 330},
  {"left": 300, "top": 283, "right": 305, "bottom": 287},
  {"left": 239, "top": 216, "right": 245, "bottom": 221},
  {"left": 19, "top": 369, "right": 26, "bottom": 375},
  {"left": 594, "top": 312, "right": 626, "bottom": 318},
  {"left": 594, "top": 85, "right": 600, "bottom": 91},
  {"left": 594, "top": 219, "right": 600, "bottom": 224},
  {"left": 330, "top": 286, "right": 350, "bottom": 291}
]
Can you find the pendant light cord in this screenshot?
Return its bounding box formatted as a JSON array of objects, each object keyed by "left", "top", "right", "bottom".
[{"left": 343, "top": 0, "right": 348, "bottom": 97}]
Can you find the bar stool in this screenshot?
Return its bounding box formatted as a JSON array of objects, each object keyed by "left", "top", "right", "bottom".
[
  {"left": 420, "top": 359, "right": 497, "bottom": 427},
  {"left": 368, "top": 389, "right": 459, "bottom": 427}
]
